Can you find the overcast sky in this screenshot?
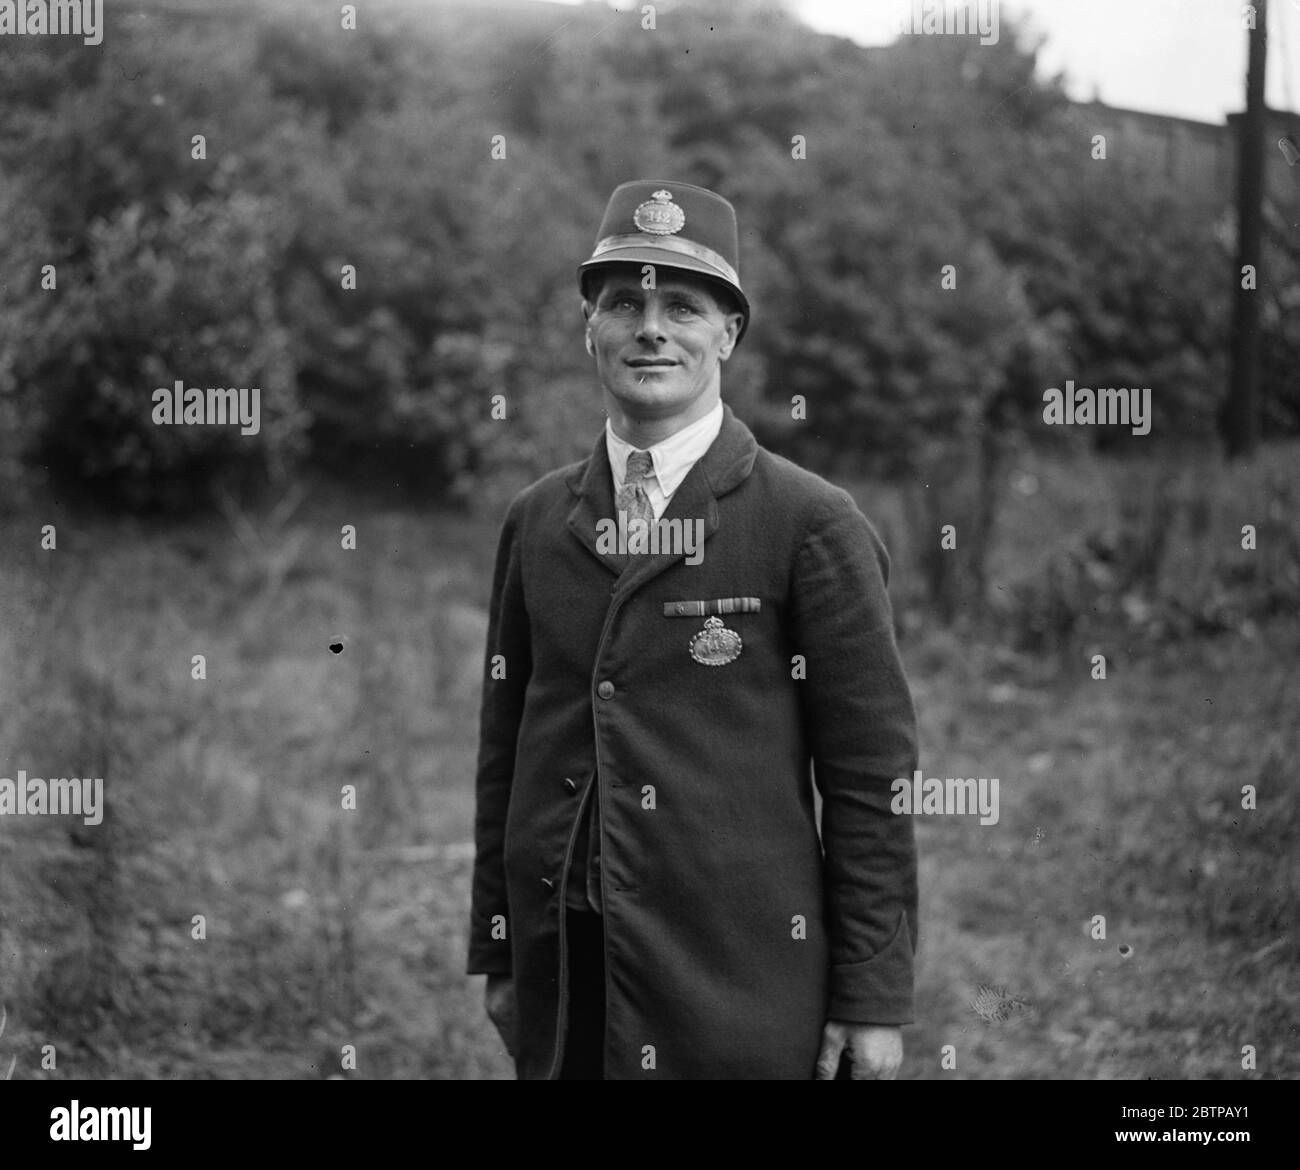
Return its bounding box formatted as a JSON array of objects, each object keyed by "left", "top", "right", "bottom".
[{"left": 538, "top": 0, "right": 1300, "bottom": 124}]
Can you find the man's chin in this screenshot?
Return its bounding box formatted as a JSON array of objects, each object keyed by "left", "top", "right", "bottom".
[{"left": 604, "top": 374, "right": 690, "bottom": 409}]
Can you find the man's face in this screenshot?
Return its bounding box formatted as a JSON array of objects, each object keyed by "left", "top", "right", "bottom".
[{"left": 583, "top": 266, "right": 743, "bottom": 422}]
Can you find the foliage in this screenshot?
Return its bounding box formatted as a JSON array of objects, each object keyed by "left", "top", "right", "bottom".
[
  {"left": 6, "top": 190, "right": 304, "bottom": 510},
  {"left": 0, "top": 0, "right": 1291, "bottom": 513}
]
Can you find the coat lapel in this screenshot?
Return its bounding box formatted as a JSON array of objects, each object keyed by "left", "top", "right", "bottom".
[
  {"left": 565, "top": 432, "right": 622, "bottom": 575},
  {"left": 564, "top": 403, "right": 758, "bottom": 594}
]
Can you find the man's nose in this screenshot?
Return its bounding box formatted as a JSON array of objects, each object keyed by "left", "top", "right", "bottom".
[{"left": 636, "top": 299, "right": 667, "bottom": 344}]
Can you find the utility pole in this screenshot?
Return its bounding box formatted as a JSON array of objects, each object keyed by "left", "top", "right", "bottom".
[{"left": 1225, "top": 0, "right": 1268, "bottom": 458}]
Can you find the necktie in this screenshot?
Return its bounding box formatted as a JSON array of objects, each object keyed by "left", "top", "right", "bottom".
[{"left": 617, "top": 449, "right": 655, "bottom": 525}]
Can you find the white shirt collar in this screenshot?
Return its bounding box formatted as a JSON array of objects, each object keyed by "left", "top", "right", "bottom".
[{"left": 605, "top": 399, "right": 724, "bottom": 499}]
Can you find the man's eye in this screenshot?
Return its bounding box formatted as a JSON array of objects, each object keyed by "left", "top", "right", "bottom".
[
  {"left": 611, "top": 298, "right": 638, "bottom": 311},
  {"left": 670, "top": 303, "right": 698, "bottom": 316}
]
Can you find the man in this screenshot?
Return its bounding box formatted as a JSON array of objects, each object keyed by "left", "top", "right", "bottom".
[{"left": 466, "top": 180, "right": 919, "bottom": 1080}]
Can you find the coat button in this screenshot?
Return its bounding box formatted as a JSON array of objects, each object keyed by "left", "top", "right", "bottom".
[
  {"left": 597, "top": 680, "right": 615, "bottom": 700},
  {"left": 562, "top": 776, "right": 577, "bottom": 793}
]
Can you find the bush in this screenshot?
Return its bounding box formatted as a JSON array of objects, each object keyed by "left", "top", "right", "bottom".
[{"left": 10, "top": 191, "right": 307, "bottom": 511}]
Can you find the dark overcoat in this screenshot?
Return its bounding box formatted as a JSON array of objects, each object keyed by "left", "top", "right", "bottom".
[{"left": 467, "top": 404, "right": 919, "bottom": 1079}]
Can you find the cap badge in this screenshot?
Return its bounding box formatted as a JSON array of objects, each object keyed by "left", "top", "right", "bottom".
[{"left": 632, "top": 189, "right": 686, "bottom": 236}]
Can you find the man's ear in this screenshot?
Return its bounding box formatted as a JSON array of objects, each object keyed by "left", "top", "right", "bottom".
[{"left": 717, "top": 311, "right": 744, "bottom": 362}]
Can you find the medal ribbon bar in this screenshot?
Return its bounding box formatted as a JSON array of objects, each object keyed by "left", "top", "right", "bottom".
[{"left": 662, "top": 597, "right": 761, "bottom": 618}]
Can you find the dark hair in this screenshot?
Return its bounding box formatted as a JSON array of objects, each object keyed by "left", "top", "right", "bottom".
[{"left": 582, "top": 265, "right": 741, "bottom": 320}]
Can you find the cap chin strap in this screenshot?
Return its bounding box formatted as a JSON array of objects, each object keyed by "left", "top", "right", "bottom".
[{"left": 586, "top": 232, "right": 741, "bottom": 290}]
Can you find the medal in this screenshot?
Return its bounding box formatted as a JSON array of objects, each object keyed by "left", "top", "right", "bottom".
[
  {"left": 665, "top": 598, "right": 758, "bottom": 667},
  {"left": 689, "top": 616, "right": 742, "bottom": 666}
]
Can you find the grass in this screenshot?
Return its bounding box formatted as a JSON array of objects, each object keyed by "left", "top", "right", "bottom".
[
  {"left": 903, "top": 621, "right": 1298, "bottom": 1078},
  {"left": 0, "top": 446, "right": 1296, "bottom": 1079}
]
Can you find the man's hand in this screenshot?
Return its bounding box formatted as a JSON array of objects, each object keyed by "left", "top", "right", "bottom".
[
  {"left": 484, "top": 973, "right": 517, "bottom": 1058},
  {"left": 814, "top": 1021, "right": 902, "bottom": 1080}
]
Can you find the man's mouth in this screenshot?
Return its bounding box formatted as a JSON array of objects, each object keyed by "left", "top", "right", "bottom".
[{"left": 625, "top": 357, "right": 678, "bottom": 368}]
